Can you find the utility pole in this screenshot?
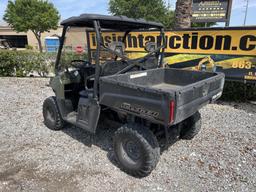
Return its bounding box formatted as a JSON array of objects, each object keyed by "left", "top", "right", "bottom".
[
  {"left": 226, "top": 0, "right": 233, "bottom": 27},
  {"left": 243, "top": 0, "right": 249, "bottom": 26}
]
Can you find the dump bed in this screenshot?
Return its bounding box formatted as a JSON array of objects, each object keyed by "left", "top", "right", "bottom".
[{"left": 99, "top": 68, "right": 225, "bottom": 126}]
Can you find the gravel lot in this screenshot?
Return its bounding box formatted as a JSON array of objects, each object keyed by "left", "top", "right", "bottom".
[{"left": 0, "top": 77, "right": 255, "bottom": 192}]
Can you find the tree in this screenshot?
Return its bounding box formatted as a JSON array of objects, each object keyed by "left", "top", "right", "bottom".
[
  {"left": 174, "top": 0, "right": 192, "bottom": 29},
  {"left": 109, "top": 0, "right": 174, "bottom": 29},
  {"left": 162, "top": 9, "right": 175, "bottom": 29},
  {"left": 4, "top": 0, "right": 60, "bottom": 52}
]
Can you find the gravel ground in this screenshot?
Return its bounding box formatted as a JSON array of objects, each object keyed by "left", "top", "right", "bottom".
[{"left": 0, "top": 77, "right": 255, "bottom": 192}]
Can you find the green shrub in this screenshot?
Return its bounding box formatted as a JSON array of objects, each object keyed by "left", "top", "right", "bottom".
[
  {"left": 15, "top": 51, "right": 34, "bottom": 77},
  {"left": 25, "top": 44, "right": 34, "bottom": 50},
  {"left": 221, "top": 81, "right": 256, "bottom": 102},
  {"left": 0, "top": 50, "right": 88, "bottom": 77},
  {"left": 29, "top": 52, "right": 55, "bottom": 77},
  {"left": 0, "top": 50, "right": 16, "bottom": 76},
  {"left": 60, "top": 52, "right": 88, "bottom": 69},
  {"left": 0, "top": 50, "right": 51, "bottom": 77}
]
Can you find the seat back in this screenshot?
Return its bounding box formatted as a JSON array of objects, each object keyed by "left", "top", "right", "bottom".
[
  {"left": 108, "top": 41, "right": 125, "bottom": 56},
  {"left": 101, "top": 60, "right": 129, "bottom": 76}
]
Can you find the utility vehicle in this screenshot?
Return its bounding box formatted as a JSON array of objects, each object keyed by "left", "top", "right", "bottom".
[
  {"left": 0, "top": 39, "right": 11, "bottom": 49},
  {"left": 43, "top": 14, "right": 225, "bottom": 177}
]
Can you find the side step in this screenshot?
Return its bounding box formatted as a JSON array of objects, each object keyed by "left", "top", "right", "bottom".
[
  {"left": 66, "top": 111, "right": 78, "bottom": 125},
  {"left": 64, "top": 98, "right": 100, "bottom": 134}
]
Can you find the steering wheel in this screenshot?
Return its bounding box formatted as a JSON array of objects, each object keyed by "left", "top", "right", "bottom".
[
  {"left": 71, "top": 60, "right": 91, "bottom": 69},
  {"left": 137, "top": 47, "right": 162, "bottom": 64}
]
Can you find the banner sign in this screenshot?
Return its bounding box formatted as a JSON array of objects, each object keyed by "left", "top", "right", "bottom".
[
  {"left": 191, "top": 0, "right": 230, "bottom": 23},
  {"left": 87, "top": 27, "right": 256, "bottom": 83}
]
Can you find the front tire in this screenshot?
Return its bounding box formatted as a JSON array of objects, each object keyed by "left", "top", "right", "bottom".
[
  {"left": 43, "top": 96, "right": 65, "bottom": 130},
  {"left": 113, "top": 124, "right": 160, "bottom": 178},
  {"left": 179, "top": 111, "right": 202, "bottom": 140}
]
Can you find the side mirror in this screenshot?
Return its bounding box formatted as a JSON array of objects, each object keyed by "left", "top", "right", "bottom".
[{"left": 145, "top": 42, "right": 157, "bottom": 52}]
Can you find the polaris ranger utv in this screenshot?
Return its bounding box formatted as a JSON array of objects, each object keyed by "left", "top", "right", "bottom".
[{"left": 43, "top": 14, "right": 225, "bottom": 177}]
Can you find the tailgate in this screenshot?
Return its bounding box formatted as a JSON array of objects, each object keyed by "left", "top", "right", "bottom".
[{"left": 174, "top": 72, "right": 225, "bottom": 124}]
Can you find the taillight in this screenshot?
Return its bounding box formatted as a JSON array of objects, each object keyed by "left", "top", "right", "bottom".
[{"left": 169, "top": 100, "right": 175, "bottom": 124}]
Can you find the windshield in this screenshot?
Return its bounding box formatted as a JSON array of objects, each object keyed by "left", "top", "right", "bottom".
[
  {"left": 87, "top": 30, "right": 164, "bottom": 64},
  {"left": 56, "top": 26, "right": 164, "bottom": 72},
  {"left": 57, "top": 27, "right": 88, "bottom": 70}
]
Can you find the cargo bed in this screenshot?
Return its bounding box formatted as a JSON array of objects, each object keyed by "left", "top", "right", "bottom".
[{"left": 99, "top": 68, "right": 225, "bottom": 126}]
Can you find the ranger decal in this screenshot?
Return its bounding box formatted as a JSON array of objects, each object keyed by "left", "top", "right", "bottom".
[{"left": 120, "top": 103, "right": 159, "bottom": 118}]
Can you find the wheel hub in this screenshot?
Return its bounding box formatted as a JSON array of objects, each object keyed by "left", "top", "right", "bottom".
[{"left": 124, "top": 140, "right": 141, "bottom": 161}]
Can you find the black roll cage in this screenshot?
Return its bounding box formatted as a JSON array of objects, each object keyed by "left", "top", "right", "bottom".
[{"left": 55, "top": 19, "right": 165, "bottom": 99}]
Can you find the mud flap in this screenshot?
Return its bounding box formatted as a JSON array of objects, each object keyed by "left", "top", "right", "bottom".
[{"left": 76, "top": 98, "right": 100, "bottom": 134}]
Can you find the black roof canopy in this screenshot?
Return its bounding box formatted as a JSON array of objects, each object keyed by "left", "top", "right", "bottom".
[{"left": 61, "top": 14, "right": 164, "bottom": 30}]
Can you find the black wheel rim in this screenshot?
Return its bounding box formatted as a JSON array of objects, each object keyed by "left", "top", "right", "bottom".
[{"left": 121, "top": 139, "right": 142, "bottom": 163}]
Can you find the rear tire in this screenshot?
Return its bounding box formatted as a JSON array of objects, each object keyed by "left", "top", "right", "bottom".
[
  {"left": 113, "top": 124, "right": 160, "bottom": 178},
  {"left": 43, "top": 96, "right": 65, "bottom": 130},
  {"left": 180, "top": 111, "right": 202, "bottom": 140}
]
